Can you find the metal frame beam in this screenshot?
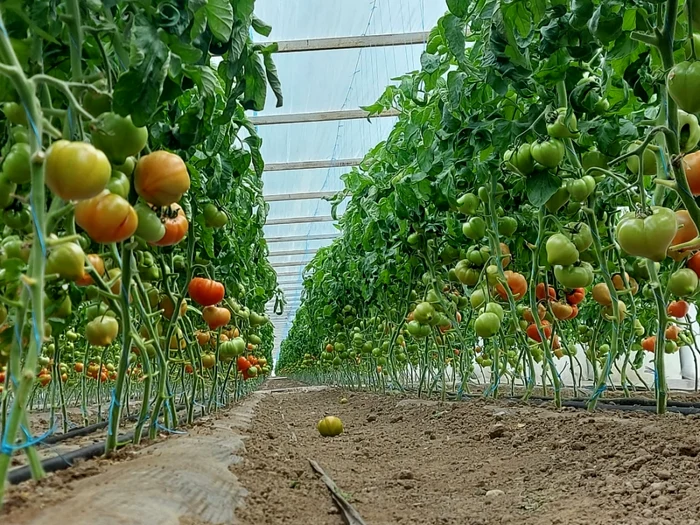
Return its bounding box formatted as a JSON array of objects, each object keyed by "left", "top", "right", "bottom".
[
  {"left": 266, "top": 215, "right": 335, "bottom": 226},
  {"left": 269, "top": 248, "right": 319, "bottom": 257},
  {"left": 264, "top": 191, "right": 339, "bottom": 202},
  {"left": 250, "top": 108, "right": 399, "bottom": 126},
  {"left": 266, "top": 233, "right": 339, "bottom": 243},
  {"left": 274, "top": 31, "right": 430, "bottom": 53},
  {"left": 264, "top": 159, "right": 361, "bottom": 172},
  {"left": 271, "top": 260, "right": 312, "bottom": 268}
]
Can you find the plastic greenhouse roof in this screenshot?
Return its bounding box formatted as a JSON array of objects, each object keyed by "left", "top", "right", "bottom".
[{"left": 253, "top": 0, "right": 448, "bottom": 358}]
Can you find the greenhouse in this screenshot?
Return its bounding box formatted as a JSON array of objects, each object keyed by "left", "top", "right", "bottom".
[{"left": 2, "top": 0, "right": 700, "bottom": 523}]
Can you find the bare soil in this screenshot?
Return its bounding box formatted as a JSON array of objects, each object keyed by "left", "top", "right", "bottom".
[
  {"left": 3, "top": 378, "right": 700, "bottom": 525},
  {"left": 233, "top": 380, "right": 700, "bottom": 525}
]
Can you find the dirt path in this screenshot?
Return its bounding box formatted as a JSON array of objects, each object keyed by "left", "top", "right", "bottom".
[
  {"left": 234, "top": 380, "right": 700, "bottom": 525},
  {"left": 4, "top": 378, "right": 700, "bottom": 524}
]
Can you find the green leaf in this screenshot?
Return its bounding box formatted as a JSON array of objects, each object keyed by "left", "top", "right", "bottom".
[
  {"left": 190, "top": 6, "right": 208, "bottom": 40},
  {"left": 420, "top": 52, "right": 440, "bottom": 74},
  {"left": 447, "top": 70, "right": 466, "bottom": 111},
  {"left": 242, "top": 51, "right": 268, "bottom": 111},
  {"left": 442, "top": 15, "right": 466, "bottom": 64},
  {"left": 446, "top": 0, "right": 470, "bottom": 18},
  {"left": 113, "top": 23, "right": 170, "bottom": 127},
  {"left": 183, "top": 65, "right": 223, "bottom": 97},
  {"left": 166, "top": 36, "right": 203, "bottom": 64},
  {"left": 533, "top": 48, "right": 571, "bottom": 85},
  {"left": 525, "top": 171, "right": 560, "bottom": 207},
  {"left": 252, "top": 15, "right": 272, "bottom": 37},
  {"left": 263, "top": 51, "right": 283, "bottom": 108},
  {"left": 206, "top": 0, "right": 234, "bottom": 42}
]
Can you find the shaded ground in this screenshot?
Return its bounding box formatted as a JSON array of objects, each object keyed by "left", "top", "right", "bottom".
[{"left": 3, "top": 377, "right": 700, "bottom": 525}]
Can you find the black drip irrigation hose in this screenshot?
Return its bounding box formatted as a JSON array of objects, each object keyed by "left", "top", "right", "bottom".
[
  {"left": 7, "top": 430, "right": 136, "bottom": 485},
  {"left": 40, "top": 404, "right": 187, "bottom": 445},
  {"left": 400, "top": 387, "right": 700, "bottom": 413},
  {"left": 6, "top": 404, "right": 190, "bottom": 485}
]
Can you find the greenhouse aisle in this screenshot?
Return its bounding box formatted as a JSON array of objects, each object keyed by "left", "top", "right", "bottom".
[{"left": 4, "top": 378, "right": 700, "bottom": 525}]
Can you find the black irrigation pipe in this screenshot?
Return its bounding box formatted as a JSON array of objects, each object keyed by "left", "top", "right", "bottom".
[
  {"left": 40, "top": 404, "right": 187, "bottom": 445},
  {"left": 7, "top": 430, "right": 136, "bottom": 485},
  {"left": 560, "top": 400, "right": 700, "bottom": 415}
]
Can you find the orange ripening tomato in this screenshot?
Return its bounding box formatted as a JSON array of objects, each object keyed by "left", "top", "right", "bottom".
[
  {"left": 667, "top": 300, "right": 690, "bottom": 318},
  {"left": 523, "top": 304, "right": 546, "bottom": 323},
  {"left": 150, "top": 203, "right": 188, "bottom": 247},
  {"left": 500, "top": 243, "right": 511, "bottom": 268},
  {"left": 567, "top": 304, "right": 579, "bottom": 320},
  {"left": 202, "top": 306, "right": 231, "bottom": 330},
  {"left": 551, "top": 301, "right": 573, "bottom": 321},
  {"left": 188, "top": 277, "right": 225, "bottom": 306},
  {"left": 565, "top": 288, "right": 585, "bottom": 305},
  {"left": 237, "top": 356, "right": 251, "bottom": 372},
  {"left": 134, "top": 151, "right": 191, "bottom": 206},
  {"left": 642, "top": 336, "right": 656, "bottom": 353},
  {"left": 669, "top": 210, "right": 699, "bottom": 261},
  {"left": 75, "top": 190, "right": 138, "bottom": 243},
  {"left": 526, "top": 321, "right": 552, "bottom": 342},
  {"left": 683, "top": 151, "right": 700, "bottom": 196},
  {"left": 495, "top": 271, "right": 527, "bottom": 300},
  {"left": 687, "top": 251, "right": 700, "bottom": 278},
  {"left": 75, "top": 254, "right": 105, "bottom": 286},
  {"left": 536, "top": 283, "right": 556, "bottom": 301},
  {"left": 184, "top": 364, "right": 194, "bottom": 374},
  {"left": 665, "top": 324, "right": 681, "bottom": 341}
]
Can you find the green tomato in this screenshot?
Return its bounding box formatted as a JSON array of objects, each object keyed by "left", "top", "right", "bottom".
[
  {"left": 566, "top": 175, "right": 596, "bottom": 202},
  {"left": 406, "top": 320, "right": 431, "bottom": 338},
  {"left": 484, "top": 302, "right": 504, "bottom": 322},
  {"left": 625, "top": 141, "right": 657, "bottom": 175},
  {"left": 456, "top": 192, "right": 480, "bottom": 214},
  {"left": 134, "top": 202, "right": 166, "bottom": 243},
  {"left": 547, "top": 108, "right": 578, "bottom": 139},
  {"left": 407, "top": 232, "right": 422, "bottom": 245},
  {"left": 545, "top": 186, "right": 570, "bottom": 214},
  {"left": 114, "top": 157, "right": 136, "bottom": 176},
  {"left": 91, "top": 113, "right": 148, "bottom": 164},
  {"left": 455, "top": 259, "right": 481, "bottom": 286},
  {"left": 46, "top": 242, "right": 86, "bottom": 281},
  {"left": 0, "top": 172, "right": 17, "bottom": 209},
  {"left": 203, "top": 203, "right": 228, "bottom": 228},
  {"left": 46, "top": 294, "right": 72, "bottom": 319},
  {"left": 667, "top": 268, "right": 699, "bottom": 298},
  {"left": 581, "top": 150, "right": 609, "bottom": 172},
  {"left": 106, "top": 171, "right": 130, "bottom": 199},
  {"left": 11, "top": 126, "right": 29, "bottom": 144},
  {"left": 678, "top": 110, "right": 700, "bottom": 153},
  {"left": 474, "top": 312, "right": 501, "bottom": 338},
  {"left": 413, "top": 302, "right": 436, "bottom": 324},
  {"left": 462, "top": 216, "right": 486, "bottom": 240},
  {"left": 505, "top": 143, "right": 535, "bottom": 175},
  {"left": 554, "top": 262, "right": 594, "bottom": 288},
  {"left": 82, "top": 80, "right": 112, "bottom": 117},
  {"left": 3, "top": 102, "right": 27, "bottom": 126},
  {"left": 615, "top": 206, "right": 677, "bottom": 262},
  {"left": 498, "top": 216, "right": 518, "bottom": 237},
  {"left": 467, "top": 245, "right": 491, "bottom": 267},
  {"left": 546, "top": 233, "right": 579, "bottom": 266},
  {"left": 3, "top": 143, "right": 31, "bottom": 184},
  {"left": 667, "top": 61, "right": 700, "bottom": 114},
  {"left": 173, "top": 254, "right": 187, "bottom": 272},
  {"left": 2, "top": 238, "right": 30, "bottom": 262},
  {"left": 565, "top": 222, "right": 592, "bottom": 252},
  {"left": 531, "top": 139, "right": 565, "bottom": 168},
  {"left": 3, "top": 207, "right": 30, "bottom": 230},
  {"left": 470, "top": 288, "right": 487, "bottom": 309},
  {"left": 665, "top": 340, "right": 679, "bottom": 354}
]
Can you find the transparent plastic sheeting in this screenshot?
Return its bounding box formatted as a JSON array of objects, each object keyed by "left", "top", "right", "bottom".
[{"left": 253, "top": 1, "right": 449, "bottom": 354}]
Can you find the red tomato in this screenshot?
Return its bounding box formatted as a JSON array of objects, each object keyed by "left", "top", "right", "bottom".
[
  {"left": 565, "top": 288, "right": 585, "bottom": 305},
  {"left": 536, "top": 283, "right": 556, "bottom": 301},
  {"left": 237, "top": 356, "right": 251, "bottom": 372},
  {"left": 526, "top": 321, "right": 552, "bottom": 342},
  {"left": 495, "top": 271, "right": 528, "bottom": 300},
  {"left": 688, "top": 251, "right": 700, "bottom": 278},
  {"left": 642, "top": 336, "right": 656, "bottom": 352},
  {"left": 188, "top": 277, "right": 225, "bottom": 306},
  {"left": 667, "top": 300, "right": 690, "bottom": 318}
]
